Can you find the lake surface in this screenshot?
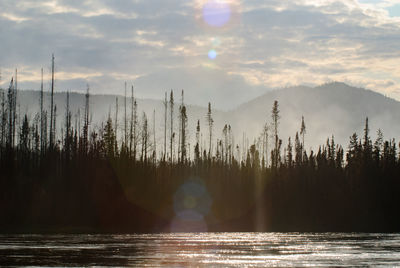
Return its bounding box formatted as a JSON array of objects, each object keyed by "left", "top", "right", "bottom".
[{"left": 1, "top": 233, "right": 400, "bottom": 267}]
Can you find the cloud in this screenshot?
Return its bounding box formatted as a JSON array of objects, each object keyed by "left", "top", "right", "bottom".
[{"left": 0, "top": 0, "right": 399, "bottom": 109}]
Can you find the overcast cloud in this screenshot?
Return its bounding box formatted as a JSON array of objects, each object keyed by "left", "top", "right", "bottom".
[{"left": 0, "top": 0, "right": 399, "bottom": 109}]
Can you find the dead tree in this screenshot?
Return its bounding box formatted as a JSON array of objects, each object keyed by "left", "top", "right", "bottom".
[
  {"left": 40, "top": 68, "right": 45, "bottom": 152},
  {"left": 163, "top": 91, "right": 167, "bottom": 160},
  {"left": 114, "top": 97, "right": 118, "bottom": 149},
  {"left": 7, "top": 78, "right": 14, "bottom": 149},
  {"left": 129, "top": 85, "right": 134, "bottom": 157},
  {"left": 124, "top": 82, "right": 127, "bottom": 147},
  {"left": 64, "top": 91, "right": 72, "bottom": 160},
  {"left": 49, "top": 54, "right": 55, "bottom": 148},
  {"left": 13, "top": 69, "right": 17, "bottom": 148},
  {"left": 141, "top": 112, "right": 149, "bottom": 162},
  {"left": 83, "top": 85, "right": 90, "bottom": 153},
  {"left": 53, "top": 105, "right": 57, "bottom": 147},
  {"left": 169, "top": 90, "right": 174, "bottom": 161},
  {"left": 0, "top": 89, "right": 5, "bottom": 148},
  {"left": 153, "top": 109, "right": 156, "bottom": 162},
  {"left": 133, "top": 97, "right": 138, "bottom": 160},
  {"left": 207, "top": 102, "right": 213, "bottom": 158}
]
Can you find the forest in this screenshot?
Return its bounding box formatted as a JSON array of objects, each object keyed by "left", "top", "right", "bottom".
[{"left": 1, "top": 61, "right": 400, "bottom": 233}]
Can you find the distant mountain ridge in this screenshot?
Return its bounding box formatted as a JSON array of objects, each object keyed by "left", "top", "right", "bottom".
[
  {"left": 228, "top": 82, "right": 400, "bottom": 149},
  {"left": 10, "top": 82, "right": 400, "bottom": 151}
]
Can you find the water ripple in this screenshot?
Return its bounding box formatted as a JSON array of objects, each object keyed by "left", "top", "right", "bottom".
[{"left": 0, "top": 233, "right": 399, "bottom": 267}]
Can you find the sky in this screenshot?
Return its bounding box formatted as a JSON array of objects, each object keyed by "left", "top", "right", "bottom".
[{"left": 0, "top": 0, "right": 399, "bottom": 109}]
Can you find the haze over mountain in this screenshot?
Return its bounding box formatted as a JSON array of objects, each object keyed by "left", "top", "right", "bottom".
[{"left": 12, "top": 82, "right": 400, "bottom": 154}]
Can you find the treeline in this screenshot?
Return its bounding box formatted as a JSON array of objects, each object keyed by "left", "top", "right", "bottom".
[{"left": 0, "top": 59, "right": 400, "bottom": 232}]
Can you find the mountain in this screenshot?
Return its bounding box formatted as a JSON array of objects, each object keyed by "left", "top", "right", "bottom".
[
  {"left": 228, "top": 82, "right": 400, "bottom": 150},
  {"left": 8, "top": 82, "right": 400, "bottom": 153}
]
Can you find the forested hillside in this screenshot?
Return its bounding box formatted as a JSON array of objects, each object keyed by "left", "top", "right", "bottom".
[
  {"left": 14, "top": 82, "right": 400, "bottom": 152},
  {"left": 1, "top": 78, "right": 400, "bottom": 233}
]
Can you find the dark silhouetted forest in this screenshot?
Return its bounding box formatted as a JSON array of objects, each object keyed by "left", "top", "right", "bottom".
[{"left": 1, "top": 64, "right": 400, "bottom": 233}]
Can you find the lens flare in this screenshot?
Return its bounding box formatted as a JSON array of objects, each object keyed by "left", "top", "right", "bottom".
[
  {"left": 171, "top": 180, "right": 212, "bottom": 232},
  {"left": 208, "top": 49, "right": 217, "bottom": 59},
  {"left": 202, "top": 0, "right": 231, "bottom": 27}
]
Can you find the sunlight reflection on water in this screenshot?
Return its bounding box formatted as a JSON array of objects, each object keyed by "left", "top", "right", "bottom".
[{"left": 1, "top": 233, "right": 400, "bottom": 267}]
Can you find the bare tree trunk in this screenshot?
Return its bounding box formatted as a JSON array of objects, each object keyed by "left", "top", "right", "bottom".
[
  {"left": 0, "top": 70, "right": 3, "bottom": 149},
  {"left": 169, "top": 91, "right": 174, "bottom": 162},
  {"left": 124, "top": 82, "right": 127, "bottom": 147},
  {"left": 43, "top": 111, "right": 48, "bottom": 149},
  {"left": 271, "top": 100, "right": 280, "bottom": 168},
  {"left": 163, "top": 92, "right": 167, "bottom": 160},
  {"left": 115, "top": 97, "right": 118, "bottom": 150},
  {"left": 49, "top": 54, "right": 55, "bottom": 148},
  {"left": 40, "top": 68, "right": 45, "bottom": 152},
  {"left": 133, "top": 98, "right": 138, "bottom": 161},
  {"left": 207, "top": 102, "right": 213, "bottom": 158},
  {"left": 7, "top": 78, "right": 14, "bottom": 149},
  {"left": 141, "top": 112, "right": 148, "bottom": 162},
  {"left": 153, "top": 109, "right": 156, "bottom": 163},
  {"left": 12, "top": 69, "right": 17, "bottom": 148},
  {"left": 83, "top": 85, "right": 90, "bottom": 153},
  {"left": 129, "top": 85, "right": 134, "bottom": 157},
  {"left": 0, "top": 89, "right": 5, "bottom": 148},
  {"left": 65, "top": 91, "right": 71, "bottom": 160},
  {"left": 53, "top": 105, "right": 57, "bottom": 147},
  {"left": 77, "top": 108, "right": 81, "bottom": 138}
]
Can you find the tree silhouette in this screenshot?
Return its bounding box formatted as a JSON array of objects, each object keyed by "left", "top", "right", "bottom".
[
  {"left": 207, "top": 102, "right": 213, "bottom": 158},
  {"left": 0, "top": 80, "right": 399, "bottom": 233},
  {"left": 271, "top": 100, "right": 280, "bottom": 169}
]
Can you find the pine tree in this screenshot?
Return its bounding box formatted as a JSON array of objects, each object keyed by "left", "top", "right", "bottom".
[
  {"left": 300, "top": 115, "right": 306, "bottom": 160},
  {"left": 195, "top": 120, "right": 200, "bottom": 162},
  {"left": 103, "top": 115, "right": 116, "bottom": 158},
  {"left": 19, "top": 115, "right": 29, "bottom": 153},
  {"left": 178, "top": 91, "right": 187, "bottom": 163},
  {"left": 271, "top": 100, "right": 280, "bottom": 169},
  {"left": 347, "top": 132, "right": 359, "bottom": 165},
  {"left": 363, "top": 117, "right": 372, "bottom": 163},
  {"left": 373, "top": 129, "right": 383, "bottom": 165}
]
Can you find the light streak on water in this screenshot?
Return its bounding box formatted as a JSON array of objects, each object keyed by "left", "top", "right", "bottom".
[{"left": 1, "top": 233, "right": 400, "bottom": 267}]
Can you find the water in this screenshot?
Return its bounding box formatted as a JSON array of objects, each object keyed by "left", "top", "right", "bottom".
[{"left": 1, "top": 233, "right": 400, "bottom": 267}]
